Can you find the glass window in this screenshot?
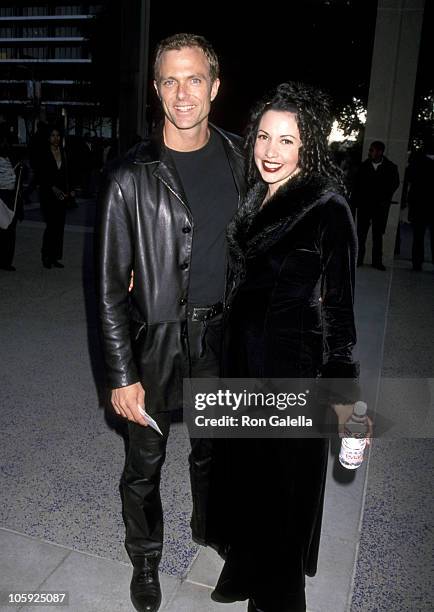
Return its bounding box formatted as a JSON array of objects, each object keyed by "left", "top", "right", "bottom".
[
  {"left": 23, "top": 26, "right": 49, "bottom": 37},
  {"left": 55, "top": 6, "right": 81, "bottom": 15},
  {"left": 5, "top": 47, "right": 15, "bottom": 59},
  {"left": 23, "top": 7, "right": 48, "bottom": 16},
  {"left": 54, "top": 26, "right": 81, "bottom": 37}
]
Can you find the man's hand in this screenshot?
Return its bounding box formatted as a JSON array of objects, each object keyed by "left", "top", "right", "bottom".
[
  {"left": 333, "top": 403, "right": 373, "bottom": 446},
  {"left": 111, "top": 381, "right": 148, "bottom": 426}
]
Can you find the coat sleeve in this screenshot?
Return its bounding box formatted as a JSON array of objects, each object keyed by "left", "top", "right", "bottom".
[
  {"left": 349, "top": 165, "right": 364, "bottom": 210},
  {"left": 96, "top": 170, "right": 139, "bottom": 389},
  {"left": 390, "top": 162, "right": 400, "bottom": 199},
  {"left": 319, "top": 195, "right": 360, "bottom": 402},
  {"left": 35, "top": 151, "right": 52, "bottom": 189}
]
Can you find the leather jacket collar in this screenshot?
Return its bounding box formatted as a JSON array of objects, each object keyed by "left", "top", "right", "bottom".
[{"left": 125, "top": 123, "right": 246, "bottom": 209}]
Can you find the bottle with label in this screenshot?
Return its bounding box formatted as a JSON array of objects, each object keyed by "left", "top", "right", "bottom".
[{"left": 339, "top": 401, "right": 368, "bottom": 470}]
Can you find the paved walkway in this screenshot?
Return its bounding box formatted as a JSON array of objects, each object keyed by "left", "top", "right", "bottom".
[{"left": 0, "top": 201, "right": 432, "bottom": 611}]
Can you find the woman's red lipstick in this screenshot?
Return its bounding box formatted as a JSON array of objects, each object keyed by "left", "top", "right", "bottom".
[{"left": 261, "top": 161, "right": 283, "bottom": 173}]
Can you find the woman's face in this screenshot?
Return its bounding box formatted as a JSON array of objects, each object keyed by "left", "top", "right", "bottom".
[
  {"left": 254, "top": 110, "right": 302, "bottom": 196},
  {"left": 49, "top": 130, "right": 61, "bottom": 147}
]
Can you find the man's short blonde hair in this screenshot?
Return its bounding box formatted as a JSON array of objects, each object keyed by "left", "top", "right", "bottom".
[{"left": 153, "top": 33, "right": 219, "bottom": 83}]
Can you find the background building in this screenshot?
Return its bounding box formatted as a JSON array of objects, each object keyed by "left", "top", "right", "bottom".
[{"left": 0, "top": 2, "right": 118, "bottom": 144}]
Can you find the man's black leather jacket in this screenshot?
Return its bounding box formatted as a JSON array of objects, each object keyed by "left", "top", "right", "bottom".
[{"left": 96, "top": 124, "right": 245, "bottom": 413}]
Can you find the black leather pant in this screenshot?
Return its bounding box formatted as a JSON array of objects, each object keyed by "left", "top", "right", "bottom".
[{"left": 121, "top": 313, "right": 222, "bottom": 567}]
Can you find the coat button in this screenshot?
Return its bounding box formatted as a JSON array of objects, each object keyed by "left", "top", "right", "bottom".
[
  {"left": 182, "top": 226, "right": 191, "bottom": 233},
  {"left": 180, "top": 262, "right": 189, "bottom": 270},
  {"left": 179, "top": 297, "right": 187, "bottom": 305}
]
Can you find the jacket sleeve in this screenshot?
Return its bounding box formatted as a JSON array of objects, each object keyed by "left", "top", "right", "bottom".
[
  {"left": 379, "top": 161, "right": 399, "bottom": 203},
  {"left": 349, "top": 165, "right": 363, "bottom": 209},
  {"left": 390, "top": 163, "right": 400, "bottom": 199},
  {"left": 319, "top": 195, "right": 360, "bottom": 402},
  {"left": 34, "top": 152, "right": 51, "bottom": 188},
  {"left": 96, "top": 171, "right": 139, "bottom": 389}
]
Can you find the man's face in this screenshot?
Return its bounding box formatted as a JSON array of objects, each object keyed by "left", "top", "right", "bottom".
[
  {"left": 154, "top": 46, "right": 220, "bottom": 133},
  {"left": 368, "top": 145, "right": 383, "bottom": 163}
]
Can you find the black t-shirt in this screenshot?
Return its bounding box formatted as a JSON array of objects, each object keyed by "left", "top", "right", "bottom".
[{"left": 169, "top": 131, "right": 238, "bottom": 304}]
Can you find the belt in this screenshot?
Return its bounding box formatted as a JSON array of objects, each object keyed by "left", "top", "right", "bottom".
[{"left": 187, "top": 301, "right": 223, "bottom": 322}]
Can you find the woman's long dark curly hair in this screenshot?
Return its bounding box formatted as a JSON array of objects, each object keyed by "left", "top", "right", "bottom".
[{"left": 245, "top": 82, "right": 345, "bottom": 193}]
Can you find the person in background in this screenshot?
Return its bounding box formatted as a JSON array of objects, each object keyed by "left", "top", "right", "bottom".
[
  {"left": 211, "top": 82, "right": 361, "bottom": 612},
  {"left": 351, "top": 140, "right": 399, "bottom": 270},
  {"left": 0, "top": 137, "right": 23, "bottom": 271},
  {"left": 37, "top": 127, "right": 75, "bottom": 269},
  {"left": 22, "top": 121, "right": 48, "bottom": 206},
  {"left": 102, "top": 137, "right": 119, "bottom": 168},
  {"left": 82, "top": 134, "right": 104, "bottom": 198},
  {"left": 407, "top": 138, "right": 434, "bottom": 271}
]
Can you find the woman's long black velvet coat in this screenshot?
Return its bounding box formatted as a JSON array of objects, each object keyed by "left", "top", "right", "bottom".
[{"left": 213, "top": 173, "right": 359, "bottom": 606}]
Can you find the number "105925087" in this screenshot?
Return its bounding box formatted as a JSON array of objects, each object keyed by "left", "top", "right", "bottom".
[{"left": 4, "top": 591, "right": 68, "bottom": 606}]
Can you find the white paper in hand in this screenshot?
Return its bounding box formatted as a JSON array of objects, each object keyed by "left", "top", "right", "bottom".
[{"left": 137, "top": 405, "right": 163, "bottom": 435}]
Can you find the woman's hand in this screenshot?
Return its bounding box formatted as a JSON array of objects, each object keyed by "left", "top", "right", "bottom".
[
  {"left": 52, "top": 186, "right": 65, "bottom": 200},
  {"left": 332, "top": 403, "right": 373, "bottom": 445}
]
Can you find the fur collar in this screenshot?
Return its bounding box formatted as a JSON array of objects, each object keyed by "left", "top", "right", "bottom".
[
  {"left": 226, "top": 173, "right": 341, "bottom": 285},
  {"left": 228, "top": 173, "right": 339, "bottom": 254}
]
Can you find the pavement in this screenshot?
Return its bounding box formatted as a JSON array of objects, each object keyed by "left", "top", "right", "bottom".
[{"left": 0, "top": 199, "right": 432, "bottom": 611}]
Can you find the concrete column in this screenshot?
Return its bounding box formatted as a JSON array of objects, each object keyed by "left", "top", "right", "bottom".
[{"left": 362, "top": 0, "right": 425, "bottom": 265}]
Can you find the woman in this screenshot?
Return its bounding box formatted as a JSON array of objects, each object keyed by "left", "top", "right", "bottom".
[
  {"left": 37, "top": 127, "right": 74, "bottom": 268},
  {"left": 0, "top": 138, "right": 23, "bottom": 271},
  {"left": 211, "top": 83, "right": 359, "bottom": 612}
]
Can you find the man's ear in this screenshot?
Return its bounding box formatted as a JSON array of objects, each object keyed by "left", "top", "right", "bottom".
[
  {"left": 210, "top": 78, "right": 220, "bottom": 102},
  {"left": 153, "top": 80, "right": 161, "bottom": 100}
]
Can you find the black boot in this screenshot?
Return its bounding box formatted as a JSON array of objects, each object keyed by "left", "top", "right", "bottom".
[
  {"left": 211, "top": 552, "right": 249, "bottom": 603},
  {"left": 130, "top": 553, "right": 162, "bottom": 612},
  {"left": 248, "top": 595, "right": 306, "bottom": 611}
]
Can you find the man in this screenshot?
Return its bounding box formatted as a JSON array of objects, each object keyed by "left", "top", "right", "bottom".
[
  {"left": 407, "top": 139, "right": 434, "bottom": 271},
  {"left": 97, "top": 33, "right": 245, "bottom": 612},
  {"left": 351, "top": 140, "right": 399, "bottom": 270}
]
